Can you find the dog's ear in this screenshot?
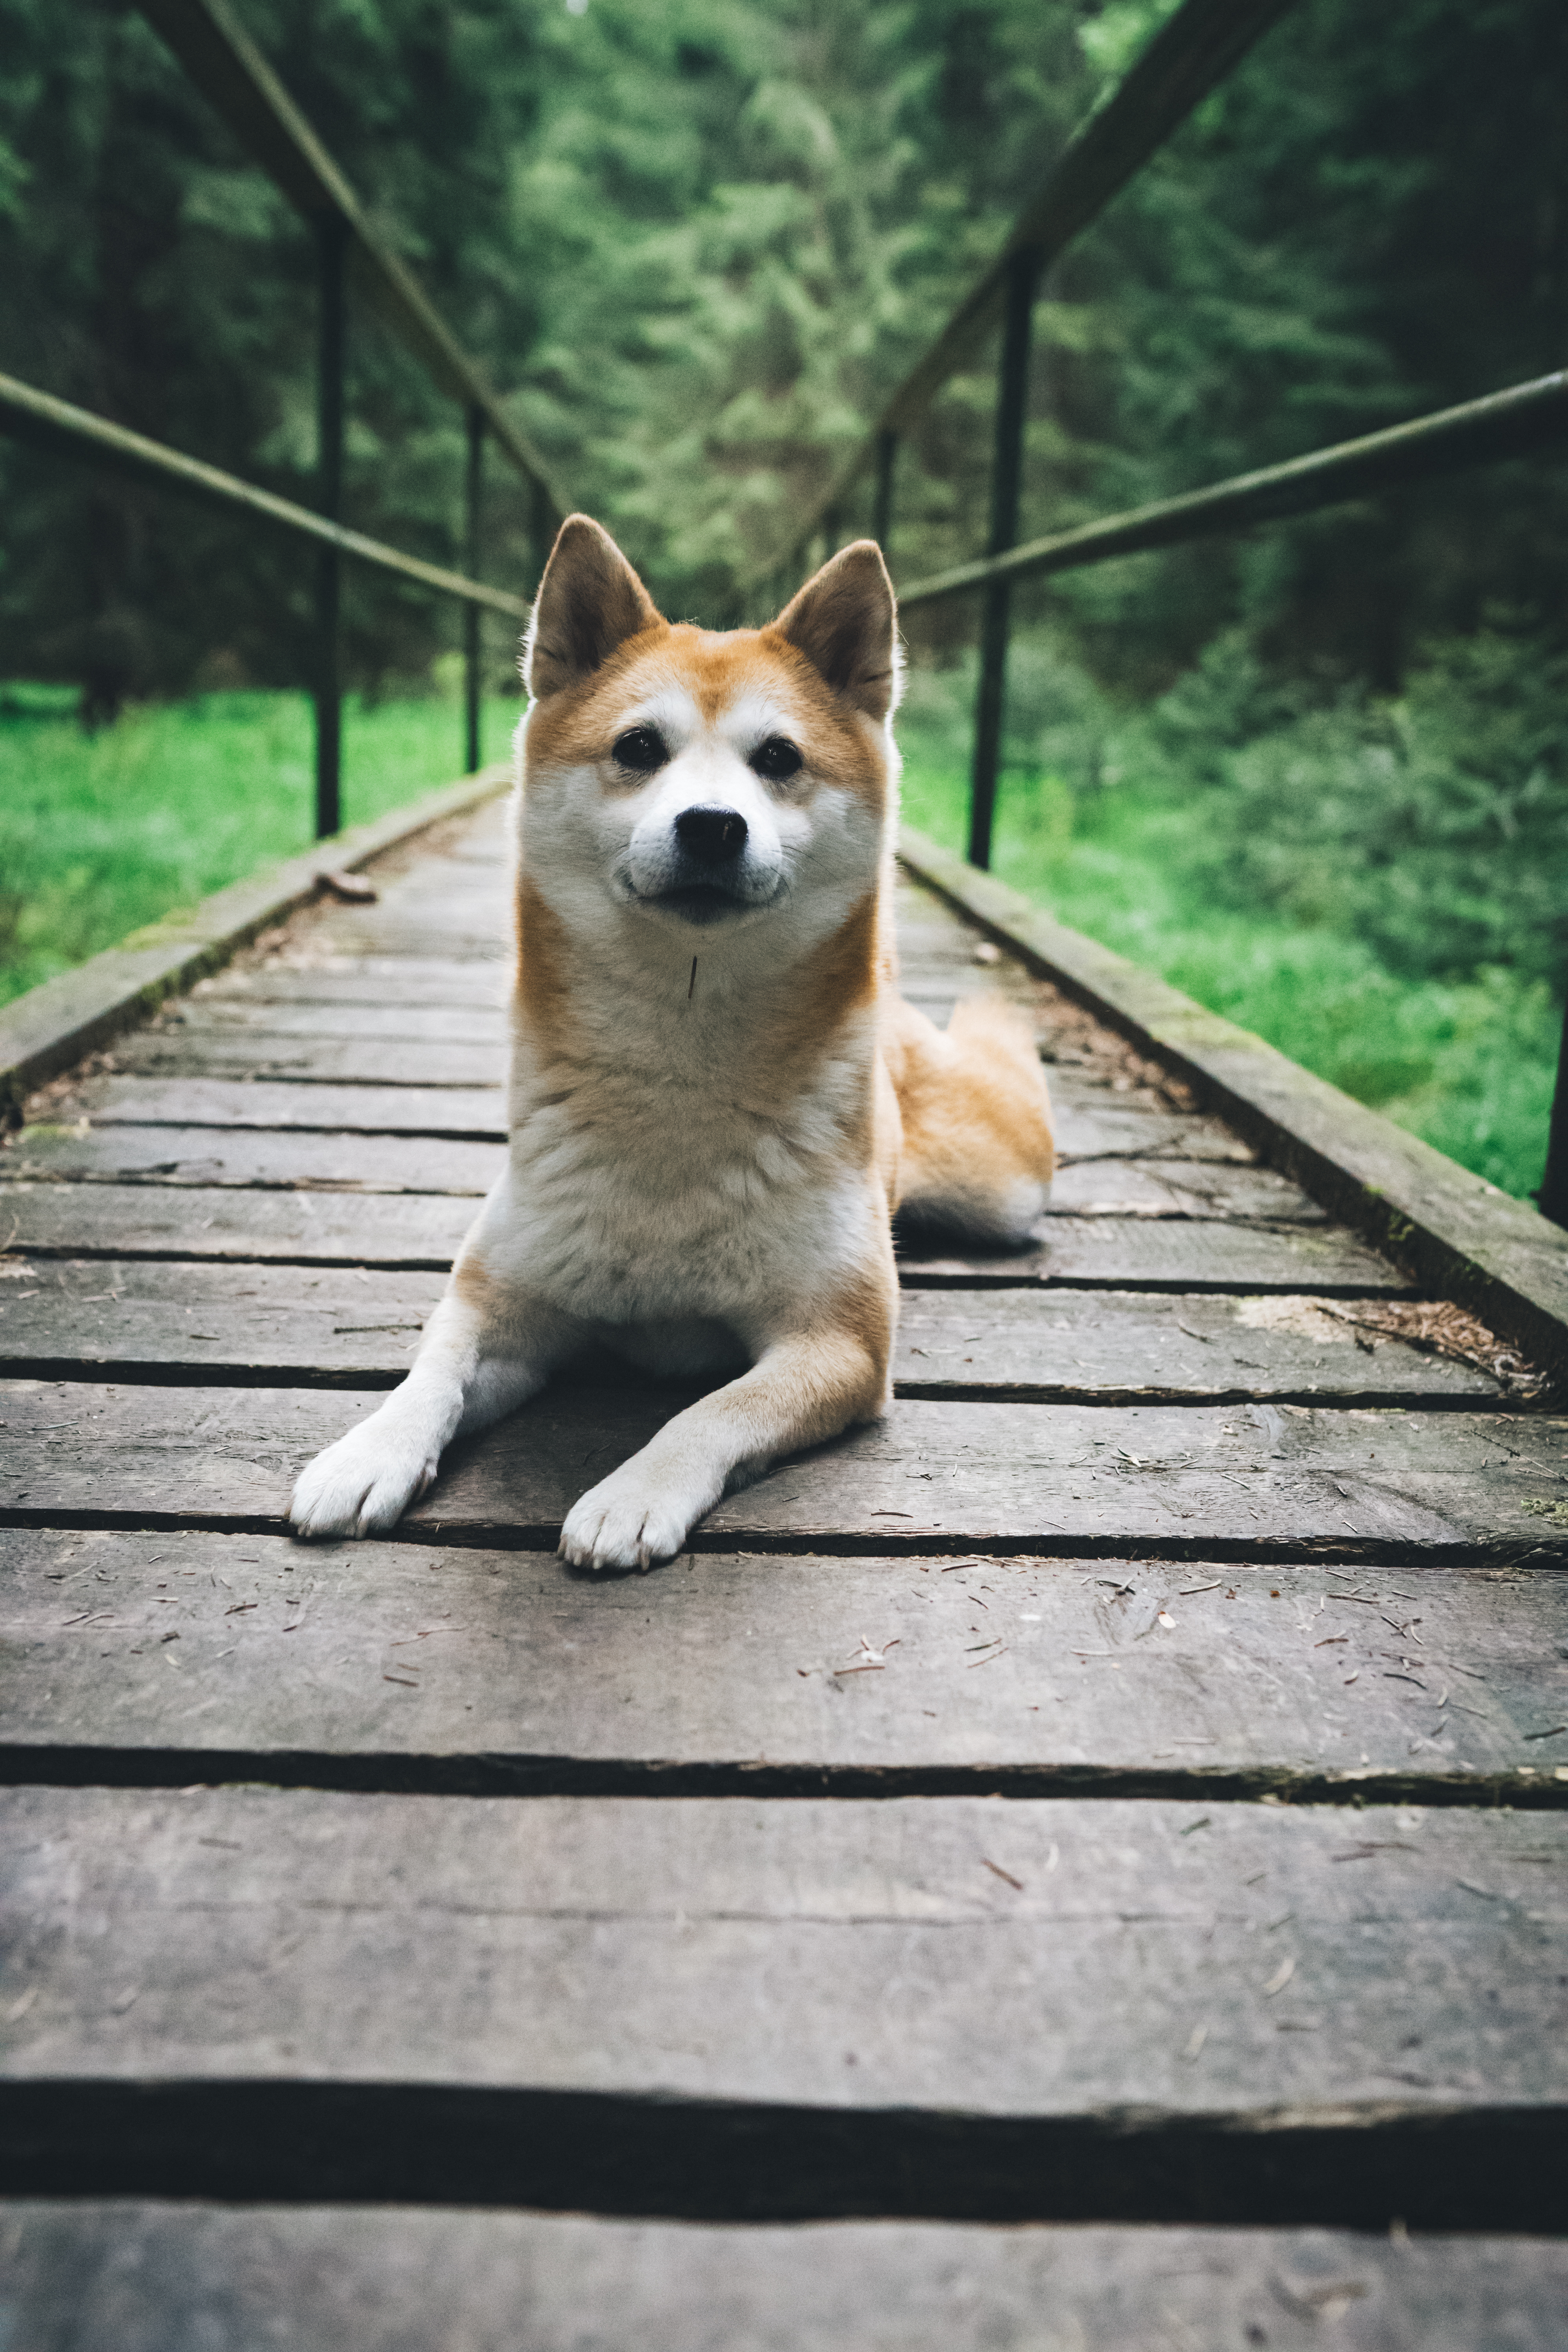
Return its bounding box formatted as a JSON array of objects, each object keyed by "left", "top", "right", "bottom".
[
  {"left": 769, "top": 540, "right": 900, "bottom": 721},
  {"left": 524, "top": 515, "right": 662, "bottom": 698}
]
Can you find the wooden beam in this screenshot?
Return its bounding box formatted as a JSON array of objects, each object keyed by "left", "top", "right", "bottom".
[{"left": 0, "top": 374, "right": 531, "bottom": 619}]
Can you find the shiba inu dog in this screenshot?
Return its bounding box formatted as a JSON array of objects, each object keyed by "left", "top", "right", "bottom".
[{"left": 290, "top": 516, "right": 1054, "bottom": 1568}]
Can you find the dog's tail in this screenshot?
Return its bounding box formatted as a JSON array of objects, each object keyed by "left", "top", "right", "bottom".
[{"left": 886, "top": 993, "right": 1055, "bottom": 1246}]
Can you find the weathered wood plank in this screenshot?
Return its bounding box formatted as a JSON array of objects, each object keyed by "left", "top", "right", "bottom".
[
  {"left": 112, "top": 1031, "right": 508, "bottom": 1085},
  {"left": 0, "top": 1261, "right": 442, "bottom": 1382},
  {"left": 199, "top": 958, "right": 510, "bottom": 1008},
  {"left": 153, "top": 1000, "right": 512, "bottom": 1042},
  {"left": 29, "top": 1077, "right": 510, "bottom": 1138},
  {"left": 893, "top": 1288, "right": 1498, "bottom": 1402},
  {"left": 0, "top": 1382, "right": 1555, "bottom": 1559},
  {"left": 3, "top": 1125, "right": 503, "bottom": 1196},
  {"left": 4, "top": 2202, "right": 1564, "bottom": 2352},
  {"left": 3, "top": 1787, "right": 1564, "bottom": 2224},
  {"left": 5, "top": 1127, "right": 1300, "bottom": 1221},
  {"left": 5, "top": 1527, "right": 1564, "bottom": 1796},
  {"left": 0, "top": 1184, "right": 475, "bottom": 1264},
  {"left": 29, "top": 1070, "right": 1248, "bottom": 1163},
  {"left": 0, "top": 1263, "right": 1494, "bottom": 1401},
  {"left": 900, "top": 1218, "right": 1411, "bottom": 1293},
  {"left": 1045, "top": 1160, "right": 1325, "bottom": 1223},
  {"left": 0, "top": 1183, "right": 1409, "bottom": 1287}
]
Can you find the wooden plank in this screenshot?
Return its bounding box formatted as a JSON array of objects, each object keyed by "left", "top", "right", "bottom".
[
  {"left": 0, "top": 1263, "right": 1495, "bottom": 1401},
  {"left": 0, "top": 1183, "right": 1410, "bottom": 1287},
  {"left": 0, "top": 1261, "right": 443, "bottom": 1383},
  {"left": 1, "top": 1382, "right": 1558, "bottom": 1561},
  {"left": 0, "top": 1185, "right": 473, "bottom": 1265},
  {"left": 197, "top": 959, "right": 510, "bottom": 1007},
  {"left": 0, "top": 768, "right": 510, "bottom": 1114},
  {"left": 27, "top": 1076, "right": 510, "bottom": 1138},
  {"left": 7, "top": 1127, "right": 1299, "bottom": 1220},
  {"left": 6, "top": 1526, "right": 1565, "bottom": 1798},
  {"left": 900, "top": 824, "right": 1568, "bottom": 1380},
  {"left": 111, "top": 1032, "right": 508, "bottom": 1086},
  {"left": 1045, "top": 1160, "right": 1324, "bottom": 1223},
  {"left": 296, "top": 915, "right": 514, "bottom": 962},
  {"left": 893, "top": 1288, "right": 1498, "bottom": 1403},
  {"left": 4, "top": 2202, "right": 1564, "bottom": 2352},
  {"left": 3, "top": 1125, "right": 502, "bottom": 1195},
  {"left": 3, "top": 1786, "right": 1564, "bottom": 2225},
  {"left": 154, "top": 1000, "right": 511, "bottom": 1042},
  {"left": 900, "top": 1218, "right": 1411, "bottom": 1293},
  {"left": 27, "top": 1070, "right": 1241, "bottom": 1160}
]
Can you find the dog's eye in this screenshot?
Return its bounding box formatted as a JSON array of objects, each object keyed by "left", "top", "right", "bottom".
[
  {"left": 750, "top": 735, "right": 803, "bottom": 783},
  {"left": 612, "top": 726, "right": 668, "bottom": 773}
]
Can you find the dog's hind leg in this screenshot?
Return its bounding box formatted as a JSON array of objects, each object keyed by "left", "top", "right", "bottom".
[
  {"left": 290, "top": 1212, "right": 581, "bottom": 1540},
  {"left": 886, "top": 992, "right": 1055, "bottom": 1246}
]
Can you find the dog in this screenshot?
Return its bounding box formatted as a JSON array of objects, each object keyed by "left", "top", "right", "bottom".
[{"left": 289, "top": 516, "right": 1054, "bottom": 1568}]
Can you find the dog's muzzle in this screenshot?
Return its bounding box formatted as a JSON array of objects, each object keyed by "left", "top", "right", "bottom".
[{"left": 621, "top": 804, "right": 783, "bottom": 926}]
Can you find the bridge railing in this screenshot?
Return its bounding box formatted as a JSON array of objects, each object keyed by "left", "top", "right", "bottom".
[{"left": 0, "top": 0, "right": 564, "bottom": 838}]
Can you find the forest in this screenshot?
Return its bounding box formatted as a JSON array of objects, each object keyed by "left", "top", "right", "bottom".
[{"left": 2, "top": 0, "right": 1566, "bottom": 1193}]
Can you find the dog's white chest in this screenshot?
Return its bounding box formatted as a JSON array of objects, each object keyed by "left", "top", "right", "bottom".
[{"left": 501, "top": 1040, "right": 874, "bottom": 1335}]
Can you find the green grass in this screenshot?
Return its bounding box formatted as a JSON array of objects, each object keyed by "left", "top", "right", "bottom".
[
  {"left": 0, "top": 685, "right": 521, "bottom": 1009},
  {"left": 900, "top": 752, "right": 1559, "bottom": 1202}
]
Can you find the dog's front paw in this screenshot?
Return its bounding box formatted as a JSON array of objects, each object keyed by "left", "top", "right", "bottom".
[
  {"left": 559, "top": 1462, "right": 707, "bottom": 1572},
  {"left": 290, "top": 1416, "right": 439, "bottom": 1539}
]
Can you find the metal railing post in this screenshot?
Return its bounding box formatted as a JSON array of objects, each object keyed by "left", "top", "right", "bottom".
[
  {"left": 872, "top": 429, "right": 897, "bottom": 552},
  {"left": 463, "top": 404, "right": 483, "bottom": 773},
  {"left": 1539, "top": 1003, "right": 1568, "bottom": 1226},
  {"left": 314, "top": 214, "right": 346, "bottom": 838},
  {"left": 968, "top": 245, "right": 1037, "bottom": 870}
]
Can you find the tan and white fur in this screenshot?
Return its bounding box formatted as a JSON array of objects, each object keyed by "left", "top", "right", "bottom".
[{"left": 290, "top": 516, "right": 1054, "bottom": 1568}]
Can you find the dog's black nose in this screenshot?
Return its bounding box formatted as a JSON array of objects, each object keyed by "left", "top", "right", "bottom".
[{"left": 675, "top": 804, "right": 748, "bottom": 863}]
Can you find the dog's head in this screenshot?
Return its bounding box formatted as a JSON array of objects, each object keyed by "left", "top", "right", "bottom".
[{"left": 518, "top": 516, "right": 900, "bottom": 943}]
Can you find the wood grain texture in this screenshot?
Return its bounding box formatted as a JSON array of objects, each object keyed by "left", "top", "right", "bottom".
[
  {"left": 0, "top": 1185, "right": 475, "bottom": 1266},
  {"left": 900, "top": 1218, "right": 1410, "bottom": 1293},
  {"left": 1044, "top": 1160, "right": 1325, "bottom": 1223},
  {"left": 3, "top": 1787, "right": 1564, "bottom": 2223},
  {"left": 149, "top": 998, "right": 512, "bottom": 1043},
  {"left": 111, "top": 1031, "right": 508, "bottom": 1086},
  {"left": 4, "top": 2202, "right": 1564, "bottom": 2352},
  {"left": 893, "top": 1288, "right": 1497, "bottom": 1403},
  {"left": 899, "top": 825, "right": 1568, "bottom": 1377},
  {"left": 32, "top": 1070, "right": 1244, "bottom": 1161},
  {"left": 5, "top": 1527, "right": 1564, "bottom": 1797},
  {"left": 3, "top": 1124, "right": 503, "bottom": 1196},
  {"left": 0, "top": 1182, "right": 1406, "bottom": 1288},
  {"left": 198, "top": 958, "right": 511, "bottom": 1007},
  {"left": 0, "top": 1260, "right": 444, "bottom": 1383},
  {"left": 0, "top": 1382, "right": 1556, "bottom": 1560},
  {"left": 32, "top": 1076, "right": 510, "bottom": 1138},
  {"left": 0, "top": 1265, "right": 1492, "bottom": 1400}
]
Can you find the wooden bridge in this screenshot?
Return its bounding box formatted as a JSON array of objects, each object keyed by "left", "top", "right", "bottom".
[
  {"left": 4, "top": 0, "right": 1568, "bottom": 2336},
  {"left": 2, "top": 779, "right": 1566, "bottom": 2341}
]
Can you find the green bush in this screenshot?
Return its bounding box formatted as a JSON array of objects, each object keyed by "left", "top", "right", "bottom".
[{"left": 896, "top": 625, "right": 1565, "bottom": 1201}]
